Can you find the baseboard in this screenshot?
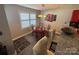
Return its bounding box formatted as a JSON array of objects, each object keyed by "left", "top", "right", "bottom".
[{"left": 12, "top": 31, "right": 32, "bottom": 41}]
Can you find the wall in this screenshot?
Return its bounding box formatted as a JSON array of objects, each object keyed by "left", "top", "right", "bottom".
[
  {"left": 43, "top": 5, "right": 79, "bottom": 31},
  {"left": 0, "top": 5, "right": 15, "bottom": 54},
  {"left": 4, "top": 4, "right": 40, "bottom": 39}
]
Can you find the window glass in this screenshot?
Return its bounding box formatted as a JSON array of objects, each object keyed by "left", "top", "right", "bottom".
[
  {"left": 30, "top": 13, "right": 36, "bottom": 25},
  {"left": 30, "top": 14, "right": 36, "bottom": 19},
  {"left": 20, "top": 13, "right": 30, "bottom": 28},
  {"left": 20, "top": 13, "right": 36, "bottom": 29},
  {"left": 21, "top": 21, "right": 29, "bottom": 28},
  {"left": 30, "top": 20, "right": 36, "bottom": 25},
  {"left": 20, "top": 13, "right": 29, "bottom": 20}
]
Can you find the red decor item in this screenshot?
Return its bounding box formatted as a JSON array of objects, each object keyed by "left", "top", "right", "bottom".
[
  {"left": 71, "top": 10, "right": 79, "bottom": 22},
  {"left": 45, "top": 14, "right": 54, "bottom": 22}
]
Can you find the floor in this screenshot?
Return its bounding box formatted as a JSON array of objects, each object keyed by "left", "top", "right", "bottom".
[
  {"left": 18, "top": 34, "right": 37, "bottom": 55},
  {"left": 53, "top": 33, "right": 79, "bottom": 55}
]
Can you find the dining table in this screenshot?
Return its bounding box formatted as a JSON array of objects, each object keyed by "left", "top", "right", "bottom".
[{"left": 33, "top": 27, "right": 49, "bottom": 41}]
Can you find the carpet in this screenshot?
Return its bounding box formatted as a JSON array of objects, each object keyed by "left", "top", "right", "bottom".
[{"left": 13, "top": 37, "right": 30, "bottom": 54}]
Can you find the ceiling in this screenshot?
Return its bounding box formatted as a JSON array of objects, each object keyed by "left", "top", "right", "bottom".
[
  {"left": 18, "top": 4, "right": 61, "bottom": 10},
  {"left": 18, "top": 4, "right": 79, "bottom": 10}
]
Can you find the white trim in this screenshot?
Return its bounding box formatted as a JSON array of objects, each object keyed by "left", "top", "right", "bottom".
[{"left": 12, "top": 31, "right": 32, "bottom": 41}]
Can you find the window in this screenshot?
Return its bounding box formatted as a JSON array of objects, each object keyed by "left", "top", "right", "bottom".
[
  {"left": 20, "top": 13, "right": 30, "bottom": 28},
  {"left": 30, "top": 14, "right": 36, "bottom": 25},
  {"left": 20, "top": 13, "right": 36, "bottom": 29}
]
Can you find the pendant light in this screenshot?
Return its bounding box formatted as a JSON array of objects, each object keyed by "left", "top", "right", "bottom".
[{"left": 38, "top": 4, "right": 46, "bottom": 18}]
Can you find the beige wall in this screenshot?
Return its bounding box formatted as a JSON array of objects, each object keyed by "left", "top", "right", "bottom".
[
  {"left": 4, "top": 4, "right": 40, "bottom": 39},
  {"left": 0, "top": 5, "right": 14, "bottom": 54},
  {"left": 43, "top": 4, "right": 79, "bottom": 31}
]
